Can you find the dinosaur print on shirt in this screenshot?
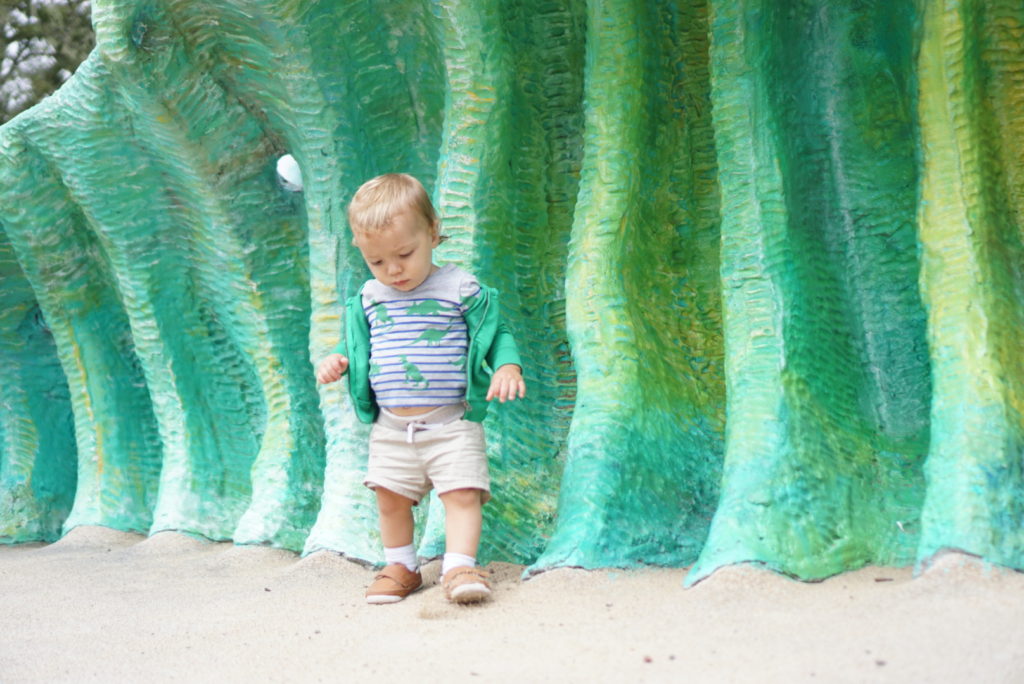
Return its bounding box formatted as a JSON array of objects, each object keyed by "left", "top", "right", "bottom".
[{"left": 361, "top": 264, "right": 476, "bottom": 408}]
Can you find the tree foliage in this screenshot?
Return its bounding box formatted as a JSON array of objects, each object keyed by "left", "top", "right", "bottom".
[{"left": 1, "top": 0, "right": 93, "bottom": 124}]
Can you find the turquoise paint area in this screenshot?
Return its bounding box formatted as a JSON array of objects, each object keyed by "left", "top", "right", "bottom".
[
  {"left": 532, "top": 0, "right": 724, "bottom": 572},
  {"left": 1, "top": 88, "right": 164, "bottom": 535},
  {"left": 915, "top": 0, "right": 1024, "bottom": 570},
  {"left": 0, "top": 229, "right": 77, "bottom": 543},
  {"left": 688, "top": 0, "right": 929, "bottom": 583},
  {"left": 0, "top": 0, "right": 1022, "bottom": 579}
]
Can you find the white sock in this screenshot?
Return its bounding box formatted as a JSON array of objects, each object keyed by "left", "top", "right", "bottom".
[
  {"left": 384, "top": 544, "right": 418, "bottom": 573},
  {"left": 442, "top": 552, "right": 476, "bottom": 576}
]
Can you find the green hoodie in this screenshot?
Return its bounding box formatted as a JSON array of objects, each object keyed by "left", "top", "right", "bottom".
[{"left": 333, "top": 283, "right": 522, "bottom": 424}]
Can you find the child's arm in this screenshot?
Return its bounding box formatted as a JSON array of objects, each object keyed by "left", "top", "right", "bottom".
[
  {"left": 315, "top": 353, "right": 349, "bottom": 384},
  {"left": 486, "top": 363, "right": 526, "bottom": 402}
]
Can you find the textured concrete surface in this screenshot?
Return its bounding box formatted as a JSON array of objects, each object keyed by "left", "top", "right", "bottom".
[{"left": 1, "top": 0, "right": 1022, "bottom": 582}]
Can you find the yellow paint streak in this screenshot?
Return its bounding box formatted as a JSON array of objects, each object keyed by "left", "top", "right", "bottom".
[
  {"left": 68, "top": 335, "right": 103, "bottom": 474},
  {"left": 917, "top": 1, "right": 1023, "bottom": 421}
]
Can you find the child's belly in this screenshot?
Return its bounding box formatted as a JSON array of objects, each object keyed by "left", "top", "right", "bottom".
[{"left": 386, "top": 405, "right": 445, "bottom": 417}]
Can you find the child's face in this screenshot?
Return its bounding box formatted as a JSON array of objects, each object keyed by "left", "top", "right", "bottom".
[{"left": 354, "top": 208, "right": 440, "bottom": 292}]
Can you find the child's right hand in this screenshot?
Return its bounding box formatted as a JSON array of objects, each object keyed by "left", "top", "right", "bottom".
[{"left": 316, "top": 353, "right": 349, "bottom": 384}]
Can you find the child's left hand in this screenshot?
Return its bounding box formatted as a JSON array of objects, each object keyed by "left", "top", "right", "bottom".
[{"left": 487, "top": 364, "right": 526, "bottom": 403}]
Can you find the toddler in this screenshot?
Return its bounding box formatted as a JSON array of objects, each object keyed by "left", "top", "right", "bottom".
[{"left": 316, "top": 173, "right": 525, "bottom": 605}]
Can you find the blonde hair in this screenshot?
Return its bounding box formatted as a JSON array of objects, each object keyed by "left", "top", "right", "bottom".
[{"left": 347, "top": 173, "right": 441, "bottom": 239}]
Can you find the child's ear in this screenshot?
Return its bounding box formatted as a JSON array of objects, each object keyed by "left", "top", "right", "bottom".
[{"left": 430, "top": 221, "right": 442, "bottom": 246}]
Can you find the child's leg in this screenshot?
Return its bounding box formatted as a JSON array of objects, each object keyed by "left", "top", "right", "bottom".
[
  {"left": 375, "top": 486, "right": 416, "bottom": 548},
  {"left": 438, "top": 487, "right": 482, "bottom": 558},
  {"left": 376, "top": 487, "right": 419, "bottom": 571},
  {"left": 438, "top": 488, "right": 491, "bottom": 603},
  {"left": 365, "top": 487, "right": 422, "bottom": 604}
]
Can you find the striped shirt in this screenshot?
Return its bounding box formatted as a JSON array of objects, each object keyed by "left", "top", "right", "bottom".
[{"left": 362, "top": 264, "right": 481, "bottom": 408}]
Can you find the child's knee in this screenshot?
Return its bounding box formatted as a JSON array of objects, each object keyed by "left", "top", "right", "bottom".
[
  {"left": 439, "top": 487, "right": 483, "bottom": 510},
  {"left": 375, "top": 487, "right": 416, "bottom": 515}
]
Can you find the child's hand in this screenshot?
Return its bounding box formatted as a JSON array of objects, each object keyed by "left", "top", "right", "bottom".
[
  {"left": 486, "top": 364, "right": 526, "bottom": 403},
  {"left": 316, "top": 353, "right": 349, "bottom": 384}
]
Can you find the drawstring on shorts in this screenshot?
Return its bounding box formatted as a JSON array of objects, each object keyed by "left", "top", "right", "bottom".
[
  {"left": 405, "top": 420, "right": 448, "bottom": 444},
  {"left": 376, "top": 403, "right": 467, "bottom": 444}
]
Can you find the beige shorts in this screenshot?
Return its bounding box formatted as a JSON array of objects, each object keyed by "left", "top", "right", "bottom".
[{"left": 364, "top": 404, "right": 490, "bottom": 504}]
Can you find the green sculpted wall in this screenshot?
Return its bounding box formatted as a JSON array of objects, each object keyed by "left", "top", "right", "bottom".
[{"left": 1, "top": 0, "right": 1021, "bottom": 583}]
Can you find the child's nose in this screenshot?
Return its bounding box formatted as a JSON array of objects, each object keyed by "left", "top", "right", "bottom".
[{"left": 387, "top": 262, "right": 401, "bottom": 275}]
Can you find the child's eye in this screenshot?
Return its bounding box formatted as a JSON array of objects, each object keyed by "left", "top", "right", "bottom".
[
  {"left": 399, "top": 251, "right": 413, "bottom": 258},
  {"left": 370, "top": 260, "right": 383, "bottom": 266}
]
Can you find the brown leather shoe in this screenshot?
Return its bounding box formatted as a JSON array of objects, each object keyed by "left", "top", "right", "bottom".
[
  {"left": 442, "top": 566, "right": 492, "bottom": 604},
  {"left": 365, "top": 564, "right": 423, "bottom": 604}
]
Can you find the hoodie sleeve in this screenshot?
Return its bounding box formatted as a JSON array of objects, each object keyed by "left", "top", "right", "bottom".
[{"left": 486, "top": 319, "right": 522, "bottom": 371}]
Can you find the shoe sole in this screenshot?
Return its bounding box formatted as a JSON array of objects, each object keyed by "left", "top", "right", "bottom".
[
  {"left": 365, "top": 594, "right": 405, "bottom": 605},
  {"left": 450, "top": 582, "right": 491, "bottom": 604}
]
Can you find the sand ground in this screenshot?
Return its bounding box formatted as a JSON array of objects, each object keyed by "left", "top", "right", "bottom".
[{"left": 1, "top": 526, "right": 1022, "bottom": 683}]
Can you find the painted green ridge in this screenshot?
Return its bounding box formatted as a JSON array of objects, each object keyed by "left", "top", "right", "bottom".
[
  {"left": 68, "top": 14, "right": 264, "bottom": 543},
  {"left": 916, "top": 0, "right": 1024, "bottom": 568},
  {"left": 0, "top": 70, "right": 163, "bottom": 534},
  {"left": 417, "top": 0, "right": 585, "bottom": 564},
  {"left": 472, "top": 0, "right": 583, "bottom": 564},
  {"left": 534, "top": 0, "right": 725, "bottom": 572},
  {"left": 688, "top": 0, "right": 928, "bottom": 584},
  {"left": 0, "top": 228, "right": 76, "bottom": 542},
  {"left": 92, "top": 1, "right": 325, "bottom": 548},
  {"left": 302, "top": 0, "right": 446, "bottom": 560},
  {"left": 172, "top": 0, "right": 362, "bottom": 552},
  {"left": 409, "top": 0, "right": 509, "bottom": 558}
]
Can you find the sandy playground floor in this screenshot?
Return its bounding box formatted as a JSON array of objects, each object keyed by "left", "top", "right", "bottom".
[{"left": 1, "top": 526, "right": 1022, "bottom": 682}]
